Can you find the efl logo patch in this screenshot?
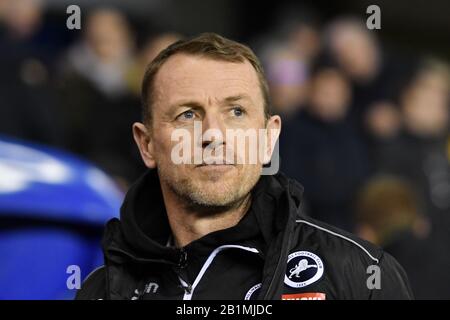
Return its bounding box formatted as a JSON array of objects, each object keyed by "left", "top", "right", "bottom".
[
  {"left": 284, "top": 251, "right": 324, "bottom": 288},
  {"left": 282, "top": 292, "right": 326, "bottom": 300}
]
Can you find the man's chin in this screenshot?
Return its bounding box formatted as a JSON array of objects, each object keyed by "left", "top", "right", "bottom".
[
  {"left": 187, "top": 180, "right": 242, "bottom": 207},
  {"left": 190, "top": 193, "right": 246, "bottom": 209}
]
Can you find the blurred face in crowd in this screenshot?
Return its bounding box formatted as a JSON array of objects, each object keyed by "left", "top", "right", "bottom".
[
  {"left": 1, "top": 0, "right": 42, "bottom": 38},
  {"left": 308, "top": 68, "right": 351, "bottom": 122},
  {"left": 267, "top": 49, "right": 308, "bottom": 114},
  {"left": 329, "top": 22, "right": 379, "bottom": 82},
  {"left": 401, "top": 68, "right": 449, "bottom": 137},
  {"left": 134, "top": 54, "right": 281, "bottom": 208},
  {"left": 85, "top": 9, "right": 132, "bottom": 62},
  {"left": 365, "top": 101, "right": 402, "bottom": 139},
  {"left": 288, "top": 24, "right": 321, "bottom": 62}
]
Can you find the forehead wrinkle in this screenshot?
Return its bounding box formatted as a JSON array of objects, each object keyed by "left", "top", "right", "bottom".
[
  {"left": 152, "top": 55, "right": 263, "bottom": 114},
  {"left": 162, "top": 77, "right": 256, "bottom": 106}
]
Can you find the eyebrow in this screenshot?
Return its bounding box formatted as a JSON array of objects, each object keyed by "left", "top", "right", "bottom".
[
  {"left": 223, "top": 94, "right": 252, "bottom": 104},
  {"left": 171, "top": 94, "right": 253, "bottom": 109}
]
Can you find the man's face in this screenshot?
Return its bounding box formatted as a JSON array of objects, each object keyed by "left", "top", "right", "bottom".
[
  {"left": 134, "top": 54, "right": 280, "bottom": 208},
  {"left": 309, "top": 68, "right": 351, "bottom": 122}
]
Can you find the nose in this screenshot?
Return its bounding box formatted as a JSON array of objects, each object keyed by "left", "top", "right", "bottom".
[{"left": 201, "top": 110, "right": 226, "bottom": 148}]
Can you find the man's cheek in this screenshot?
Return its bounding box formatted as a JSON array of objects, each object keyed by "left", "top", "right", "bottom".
[{"left": 150, "top": 144, "right": 169, "bottom": 168}]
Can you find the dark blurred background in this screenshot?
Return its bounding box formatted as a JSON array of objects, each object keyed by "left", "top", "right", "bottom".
[{"left": 0, "top": 0, "right": 449, "bottom": 299}]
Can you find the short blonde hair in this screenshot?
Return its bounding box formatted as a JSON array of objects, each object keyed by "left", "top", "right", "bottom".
[{"left": 141, "top": 33, "right": 271, "bottom": 124}]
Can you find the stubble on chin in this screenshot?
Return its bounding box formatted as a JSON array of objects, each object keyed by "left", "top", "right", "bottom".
[{"left": 157, "top": 164, "right": 261, "bottom": 210}]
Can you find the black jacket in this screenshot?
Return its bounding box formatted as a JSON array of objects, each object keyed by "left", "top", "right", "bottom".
[{"left": 76, "top": 170, "right": 413, "bottom": 300}]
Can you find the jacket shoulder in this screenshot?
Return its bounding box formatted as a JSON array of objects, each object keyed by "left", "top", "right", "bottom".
[
  {"left": 292, "top": 216, "right": 413, "bottom": 299},
  {"left": 294, "top": 216, "right": 383, "bottom": 264},
  {"left": 75, "top": 266, "right": 107, "bottom": 300}
]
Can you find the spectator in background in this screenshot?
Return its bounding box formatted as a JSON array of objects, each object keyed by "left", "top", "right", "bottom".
[
  {"left": 280, "top": 61, "right": 369, "bottom": 231},
  {"left": 365, "top": 100, "right": 402, "bottom": 142},
  {"left": 355, "top": 176, "right": 450, "bottom": 299},
  {"left": 374, "top": 59, "right": 450, "bottom": 221},
  {"left": 274, "top": 4, "right": 321, "bottom": 64},
  {"left": 265, "top": 46, "right": 309, "bottom": 117},
  {"left": 0, "top": 0, "right": 62, "bottom": 145},
  {"left": 256, "top": 7, "right": 321, "bottom": 118},
  {"left": 326, "top": 18, "right": 380, "bottom": 85},
  {"left": 355, "top": 176, "right": 429, "bottom": 248},
  {"left": 63, "top": 7, "right": 134, "bottom": 98},
  {"left": 58, "top": 8, "right": 143, "bottom": 186},
  {"left": 324, "top": 18, "right": 407, "bottom": 131},
  {"left": 367, "top": 59, "right": 450, "bottom": 298},
  {"left": 364, "top": 100, "right": 403, "bottom": 173}
]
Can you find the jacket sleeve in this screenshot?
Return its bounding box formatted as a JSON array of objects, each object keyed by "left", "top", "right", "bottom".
[
  {"left": 369, "top": 252, "right": 414, "bottom": 300},
  {"left": 75, "top": 266, "right": 107, "bottom": 300}
]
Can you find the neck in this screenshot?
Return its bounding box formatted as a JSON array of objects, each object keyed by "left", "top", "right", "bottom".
[{"left": 160, "top": 183, "right": 251, "bottom": 248}]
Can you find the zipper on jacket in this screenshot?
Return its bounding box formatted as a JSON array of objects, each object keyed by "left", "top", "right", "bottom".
[
  {"left": 174, "top": 247, "right": 193, "bottom": 296},
  {"left": 179, "top": 245, "right": 259, "bottom": 300},
  {"left": 177, "top": 247, "right": 188, "bottom": 269}
]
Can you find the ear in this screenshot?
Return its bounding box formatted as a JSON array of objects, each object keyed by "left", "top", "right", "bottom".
[
  {"left": 263, "top": 115, "right": 281, "bottom": 164},
  {"left": 132, "top": 122, "right": 156, "bottom": 168}
]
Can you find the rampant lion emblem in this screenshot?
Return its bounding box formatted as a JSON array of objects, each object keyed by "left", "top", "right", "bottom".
[{"left": 288, "top": 259, "right": 318, "bottom": 279}]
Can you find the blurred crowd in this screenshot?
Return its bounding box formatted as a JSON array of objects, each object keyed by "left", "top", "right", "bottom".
[
  {"left": 0, "top": 0, "right": 449, "bottom": 299},
  {"left": 271, "top": 12, "right": 450, "bottom": 299}
]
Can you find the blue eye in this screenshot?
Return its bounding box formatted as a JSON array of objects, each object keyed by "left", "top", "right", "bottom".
[
  {"left": 179, "top": 110, "right": 195, "bottom": 120},
  {"left": 232, "top": 106, "right": 244, "bottom": 117}
]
